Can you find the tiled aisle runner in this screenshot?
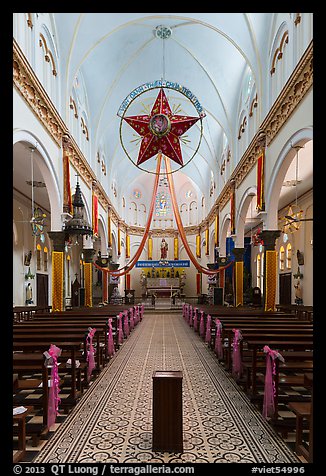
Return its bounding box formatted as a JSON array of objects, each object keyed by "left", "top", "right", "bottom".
[{"left": 34, "top": 313, "right": 299, "bottom": 463}]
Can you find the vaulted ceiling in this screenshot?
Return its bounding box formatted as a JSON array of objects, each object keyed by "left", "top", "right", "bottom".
[{"left": 52, "top": 13, "right": 275, "bottom": 199}]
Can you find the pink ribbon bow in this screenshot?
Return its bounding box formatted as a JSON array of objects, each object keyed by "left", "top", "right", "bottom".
[
  {"left": 46, "top": 344, "right": 62, "bottom": 429},
  {"left": 107, "top": 318, "right": 115, "bottom": 357},
  {"left": 232, "top": 328, "right": 243, "bottom": 378},
  {"left": 205, "top": 314, "right": 212, "bottom": 344},
  {"left": 214, "top": 319, "right": 223, "bottom": 359},
  {"left": 87, "top": 327, "right": 97, "bottom": 381},
  {"left": 262, "top": 345, "right": 284, "bottom": 419}
]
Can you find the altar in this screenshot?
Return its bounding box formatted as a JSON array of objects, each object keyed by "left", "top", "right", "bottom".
[{"left": 147, "top": 277, "right": 180, "bottom": 297}]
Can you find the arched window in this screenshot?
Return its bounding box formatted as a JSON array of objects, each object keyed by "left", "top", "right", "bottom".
[
  {"left": 279, "top": 246, "right": 285, "bottom": 271},
  {"left": 36, "top": 243, "right": 42, "bottom": 270},
  {"left": 43, "top": 246, "right": 48, "bottom": 272},
  {"left": 286, "top": 243, "right": 292, "bottom": 269}
]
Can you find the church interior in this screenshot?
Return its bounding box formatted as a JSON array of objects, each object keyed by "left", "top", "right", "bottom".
[{"left": 12, "top": 13, "right": 313, "bottom": 467}]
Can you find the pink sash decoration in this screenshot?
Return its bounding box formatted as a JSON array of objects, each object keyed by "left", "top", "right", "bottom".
[
  {"left": 205, "top": 314, "right": 211, "bottom": 344},
  {"left": 107, "top": 318, "right": 115, "bottom": 357},
  {"left": 123, "top": 310, "right": 129, "bottom": 337},
  {"left": 199, "top": 311, "right": 205, "bottom": 338},
  {"left": 129, "top": 307, "right": 134, "bottom": 330},
  {"left": 87, "top": 327, "right": 97, "bottom": 381},
  {"left": 263, "top": 345, "right": 285, "bottom": 419},
  {"left": 45, "top": 344, "right": 62, "bottom": 429},
  {"left": 232, "top": 328, "right": 243, "bottom": 378},
  {"left": 214, "top": 319, "right": 223, "bottom": 359},
  {"left": 117, "top": 313, "right": 124, "bottom": 344},
  {"left": 189, "top": 305, "right": 193, "bottom": 326},
  {"left": 193, "top": 308, "right": 198, "bottom": 331}
]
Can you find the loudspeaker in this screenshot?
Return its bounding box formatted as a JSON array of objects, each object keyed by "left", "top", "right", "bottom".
[{"left": 213, "top": 287, "right": 224, "bottom": 305}]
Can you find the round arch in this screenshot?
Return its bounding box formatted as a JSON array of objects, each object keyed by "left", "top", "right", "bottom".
[{"left": 235, "top": 186, "right": 257, "bottom": 247}]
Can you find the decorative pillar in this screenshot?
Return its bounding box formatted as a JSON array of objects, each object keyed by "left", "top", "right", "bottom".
[
  {"left": 174, "top": 234, "right": 179, "bottom": 260},
  {"left": 148, "top": 234, "right": 153, "bottom": 260},
  {"left": 48, "top": 231, "right": 66, "bottom": 312},
  {"left": 83, "top": 248, "right": 96, "bottom": 307},
  {"left": 196, "top": 230, "right": 201, "bottom": 258},
  {"left": 260, "top": 230, "right": 281, "bottom": 311},
  {"left": 233, "top": 248, "right": 245, "bottom": 307}
]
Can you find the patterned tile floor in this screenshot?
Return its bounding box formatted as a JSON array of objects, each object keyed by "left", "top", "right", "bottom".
[{"left": 14, "top": 312, "right": 308, "bottom": 464}]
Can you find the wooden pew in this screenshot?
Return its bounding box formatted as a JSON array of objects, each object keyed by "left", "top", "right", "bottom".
[{"left": 13, "top": 406, "right": 34, "bottom": 463}]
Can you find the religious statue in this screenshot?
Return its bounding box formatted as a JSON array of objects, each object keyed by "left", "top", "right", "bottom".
[
  {"left": 294, "top": 279, "right": 303, "bottom": 305},
  {"left": 24, "top": 250, "right": 32, "bottom": 266},
  {"left": 25, "top": 283, "right": 33, "bottom": 305},
  {"left": 160, "top": 238, "right": 168, "bottom": 259}
]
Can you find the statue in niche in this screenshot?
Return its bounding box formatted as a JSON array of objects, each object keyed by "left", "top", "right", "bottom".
[
  {"left": 294, "top": 279, "right": 303, "bottom": 305},
  {"left": 25, "top": 283, "right": 33, "bottom": 305},
  {"left": 24, "top": 250, "right": 32, "bottom": 267},
  {"left": 160, "top": 238, "right": 168, "bottom": 259}
]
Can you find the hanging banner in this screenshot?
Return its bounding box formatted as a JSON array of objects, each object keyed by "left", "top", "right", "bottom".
[
  {"left": 174, "top": 236, "right": 179, "bottom": 260},
  {"left": 126, "top": 273, "right": 131, "bottom": 289},
  {"left": 126, "top": 233, "right": 130, "bottom": 258},
  {"left": 92, "top": 193, "right": 98, "bottom": 236},
  {"left": 117, "top": 226, "right": 121, "bottom": 256},
  {"left": 148, "top": 236, "right": 153, "bottom": 260},
  {"left": 108, "top": 215, "right": 112, "bottom": 247},
  {"left": 136, "top": 260, "right": 190, "bottom": 268},
  {"left": 63, "top": 155, "right": 73, "bottom": 215},
  {"left": 51, "top": 251, "right": 64, "bottom": 312},
  {"left": 235, "top": 261, "right": 244, "bottom": 307},
  {"left": 230, "top": 186, "right": 236, "bottom": 235},
  {"left": 196, "top": 272, "right": 202, "bottom": 294},
  {"left": 215, "top": 213, "right": 219, "bottom": 247},
  {"left": 84, "top": 262, "right": 93, "bottom": 307},
  {"left": 256, "top": 150, "right": 265, "bottom": 212},
  {"left": 205, "top": 228, "right": 209, "bottom": 256},
  {"left": 196, "top": 233, "right": 201, "bottom": 258}
]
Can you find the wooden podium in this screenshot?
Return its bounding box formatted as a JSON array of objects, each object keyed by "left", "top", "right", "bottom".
[{"left": 152, "top": 370, "right": 183, "bottom": 452}]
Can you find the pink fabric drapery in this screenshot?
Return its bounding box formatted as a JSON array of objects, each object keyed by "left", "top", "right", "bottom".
[
  {"left": 199, "top": 310, "right": 205, "bottom": 338},
  {"left": 86, "top": 327, "right": 97, "bottom": 381},
  {"left": 205, "top": 314, "right": 211, "bottom": 344},
  {"left": 107, "top": 318, "right": 115, "bottom": 357},
  {"left": 214, "top": 319, "right": 223, "bottom": 359},
  {"left": 123, "top": 310, "right": 129, "bottom": 337},
  {"left": 117, "top": 313, "right": 124, "bottom": 345},
  {"left": 232, "top": 328, "right": 242, "bottom": 378},
  {"left": 193, "top": 308, "right": 198, "bottom": 332},
  {"left": 46, "top": 344, "right": 62, "bottom": 429},
  {"left": 129, "top": 307, "right": 134, "bottom": 330},
  {"left": 262, "top": 345, "right": 284, "bottom": 419}
]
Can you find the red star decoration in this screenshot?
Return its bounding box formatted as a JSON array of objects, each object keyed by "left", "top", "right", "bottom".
[{"left": 123, "top": 88, "right": 200, "bottom": 166}]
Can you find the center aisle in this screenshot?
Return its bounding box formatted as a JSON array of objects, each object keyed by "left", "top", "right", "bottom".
[{"left": 34, "top": 312, "right": 299, "bottom": 464}]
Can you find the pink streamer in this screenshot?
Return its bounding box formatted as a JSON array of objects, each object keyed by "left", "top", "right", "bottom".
[
  {"left": 123, "top": 310, "right": 129, "bottom": 337},
  {"left": 199, "top": 311, "right": 205, "bottom": 338},
  {"left": 214, "top": 319, "right": 223, "bottom": 359},
  {"left": 205, "top": 314, "right": 211, "bottom": 344},
  {"left": 232, "top": 328, "right": 242, "bottom": 378},
  {"left": 107, "top": 318, "right": 115, "bottom": 357},
  {"left": 117, "top": 313, "right": 124, "bottom": 344},
  {"left": 46, "top": 344, "right": 62, "bottom": 429},
  {"left": 262, "top": 345, "right": 284, "bottom": 419},
  {"left": 87, "top": 327, "right": 97, "bottom": 381}
]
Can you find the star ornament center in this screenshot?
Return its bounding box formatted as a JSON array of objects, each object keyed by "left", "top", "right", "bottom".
[{"left": 123, "top": 88, "right": 200, "bottom": 167}]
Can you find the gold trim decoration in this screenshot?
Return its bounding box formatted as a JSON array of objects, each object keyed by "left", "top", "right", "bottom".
[
  {"left": 235, "top": 261, "right": 244, "bottom": 307},
  {"left": 264, "top": 250, "right": 277, "bottom": 312},
  {"left": 51, "top": 251, "right": 64, "bottom": 312},
  {"left": 84, "top": 262, "right": 93, "bottom": 307}
]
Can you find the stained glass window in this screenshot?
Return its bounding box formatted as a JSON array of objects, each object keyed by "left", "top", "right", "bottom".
[{"left": 155, "top": 191, "right": 170, "bottom": 216}]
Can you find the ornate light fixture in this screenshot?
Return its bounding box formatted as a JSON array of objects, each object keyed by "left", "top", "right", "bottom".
[
  {"left": 282, "top": 144, "right": 304, "bottom": 233},
  {"left": 64, "top": 176, "right": 93, "bottom": 240}
]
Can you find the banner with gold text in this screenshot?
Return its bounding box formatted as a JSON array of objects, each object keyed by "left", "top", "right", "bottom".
[
  {"left": 92, "top": 193, "right": 98, "bottom": 236},
  {"left": 84, "top": 262, "right": 93, "bottom": 307},
  {"left": 51, "top": 251, "right": 64, "bottom": 311},
  {"left": 256, "top": 150, "right": 265, "bottom": 212},
  {"left": 174, "top": 236, "right": 179, "bottom": 260},
  {"left": 235, "top": 261, "right": 244, "bottom": 307},
  {"left": 196, "top": 233, "right": 201, "bottom": 258},
  {"left": 264, "top": 250, "right": 277, "bottom": 311},
  {"left": 63, "top": 155, "right": 73, "bottom": 215},
  {"left": 205, "top": 228, "right": 209, "bottom": 255}
]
